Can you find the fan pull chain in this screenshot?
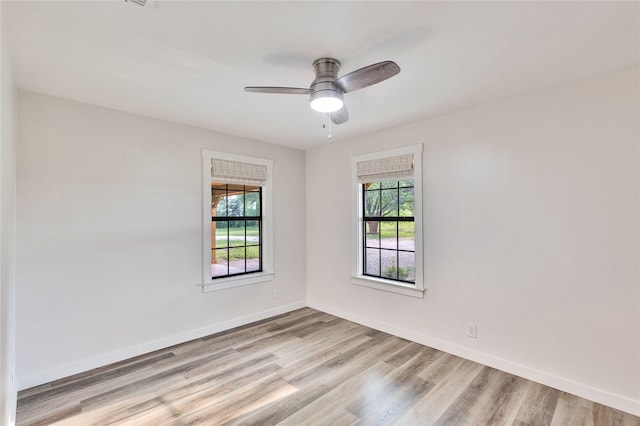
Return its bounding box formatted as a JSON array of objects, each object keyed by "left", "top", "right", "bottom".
[{"left": 322, "top": 114, "right": 332, "bottom": 139}]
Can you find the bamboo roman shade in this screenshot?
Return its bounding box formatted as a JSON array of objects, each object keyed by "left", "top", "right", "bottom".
[
  {"left": 211, "top": 158, "right": 268, "bottom": 187},
  {"left": 356, "top": 154, "right": 414, "bottom": 183}
]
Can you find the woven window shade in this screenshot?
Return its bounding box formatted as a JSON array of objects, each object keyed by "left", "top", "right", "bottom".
[
  {"left": 211, "top": 158, "right": 268, "bottom": 187},
  {"left": 356, "top": 154, "right": 414, "bottom": 183}
]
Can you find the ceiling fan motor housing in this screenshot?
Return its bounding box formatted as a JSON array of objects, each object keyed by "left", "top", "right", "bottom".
[{"left": 310, "top": 58, "right": 343, "bottom": 102}]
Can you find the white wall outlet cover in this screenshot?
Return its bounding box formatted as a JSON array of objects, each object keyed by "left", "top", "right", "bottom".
[{"left": 467, "top": 324, "right": 477, "bottom": 338}]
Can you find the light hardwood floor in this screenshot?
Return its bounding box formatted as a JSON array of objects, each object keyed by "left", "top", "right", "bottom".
[{"left": 17, "top": 308, "right": 640, "bottom": 425}]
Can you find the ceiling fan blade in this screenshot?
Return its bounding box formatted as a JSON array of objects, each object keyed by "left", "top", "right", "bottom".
[
  {"left": 330, "top": 105, "right": 349, "bottom": 125},
  {"left": 334, "top": 61, "right": 400, "bottom": 93},
  {"left": 244, "top": 86, "right": 312, "bottom": 95}
]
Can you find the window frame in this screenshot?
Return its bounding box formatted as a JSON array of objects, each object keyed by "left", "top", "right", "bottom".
[
  {"left": 211, "top": 183, "right": 263, "bottom": 280},
  {"left": 351, "top": 144, "right": 425, "bottom": 298},
  {"left": 200, "top": 149, "right": 274, "bottom": 292},
  {"left": 362, "top": 180, "right": 416, "bottom": 284}
]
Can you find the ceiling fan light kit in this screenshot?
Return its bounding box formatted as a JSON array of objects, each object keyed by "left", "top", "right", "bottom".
[
  {"left": 244, "top": 57, "right": 400, "bottom": 125},
  {"left": 309, "top": 90, "right": 343, "bottom": 113}
]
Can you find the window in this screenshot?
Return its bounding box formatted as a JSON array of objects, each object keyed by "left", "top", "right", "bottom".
[
  {"left": 200, "top": 150, "right": 273, "bottom": 292},
  {"left": 351, "top": 144, "right": 424, "bottom": 298},
  {"left": 211, "top": 183, "right": 262, "bottom": 278},
  {"left": 362, "top": 180, "right": 415, "bottom": 283}
]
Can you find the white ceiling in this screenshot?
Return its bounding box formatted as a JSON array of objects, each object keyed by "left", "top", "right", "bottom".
[{"left": 5, "top": 1, "right": 639, "bottom": 149}]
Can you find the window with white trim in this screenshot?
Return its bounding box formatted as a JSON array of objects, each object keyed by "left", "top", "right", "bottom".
[
  {"left": 351, "top": 144, "right": 424, "bottom": 298},
  {"left": 201, "top": 150, "right": 274, "bottom": 292}
]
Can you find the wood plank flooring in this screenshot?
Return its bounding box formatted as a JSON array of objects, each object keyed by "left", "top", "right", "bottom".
[{"left": 16, "top": 308, "right": 640, "bottom": 426}]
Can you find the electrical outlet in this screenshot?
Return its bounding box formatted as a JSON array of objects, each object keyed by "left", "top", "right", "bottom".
[
  {"left": 274, "top": 289, "right": 280, "bottom": 300},
  {"left": 467, "top": 324, "right": 477, "bottom": 339}
]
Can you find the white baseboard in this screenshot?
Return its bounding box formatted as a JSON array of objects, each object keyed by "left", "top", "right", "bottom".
[
  {"left": 307, "top": 300, "right": 640, "bottom": 417},
  {"left": 18, "top": 301, "right": 306, "bottom": 391}
]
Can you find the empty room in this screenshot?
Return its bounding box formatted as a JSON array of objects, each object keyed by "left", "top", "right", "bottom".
[{"left": 1, "top": 1, "right": 639, "bottom": 425}]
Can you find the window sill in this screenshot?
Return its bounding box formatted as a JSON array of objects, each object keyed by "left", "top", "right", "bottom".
[
  {"left": 351, "top": 275, "right": 425, "bottom": 298},
  {"left": 200, "top": 272, "right": 274, "bottom": 293}
]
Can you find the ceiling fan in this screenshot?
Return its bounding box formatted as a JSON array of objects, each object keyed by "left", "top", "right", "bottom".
[{"left": 244, "top": 58, "right": 401, "bottom": 125}]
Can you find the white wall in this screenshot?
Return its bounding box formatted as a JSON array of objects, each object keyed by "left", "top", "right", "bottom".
[
  {"left": 15, "top": 91, "right": 307, "bottom": 389},
  {"left": 0, "top": 2, "right": 17, "bottom": 424},
  {"left": 306, "top": 67, "right": 640, "bottom": 414}
]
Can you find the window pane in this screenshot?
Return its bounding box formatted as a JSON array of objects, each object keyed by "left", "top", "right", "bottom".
[
  {"left": 399, "top": 252, "right": 416, "bottom": 283},
  {"left": 245, "top": 191, "right": 260, "bottom": 216},
  {"left": 213, "top": 221, "right": 228, "bottom": 248},
  {"left": 381, "top": 250, "right": 398, "bottom": 279},
  {"left": 246, "top": 246, "right": 261, "bottom": 272},
  {"left": 226, "top": 193, "right": 244, "bottom": 217},
  {"left": 365, "top": 248, "right": 380, "bottom": 276},
  {"left": 399, "top": 179, "right": 414, "bottom": 188},
  {"left": 213, "top": 187, "right": 227, "bottom": 217},
  {"left": 212, "top": 248, "right": 228, "bottom": 278},
  {"left": 365, "top": 190, "right": 380, "bottom": 217},
  {"left": 246, "top": 220, "right": 260, "bottom": 245},
  {"left": 366, "top": 182, "right": 380, "bottom": 190},
  {"left": 365, "top": 221, "right": 380, "bottom": 248},
  {"left": 381, "top": 181, "right": 398, "bottom": 189},
  {"left": 229, "top": 247, "right": 245, "bottom": 275},
  {"left": 380, "top": 189, "right": 399, "bottom": 216},
  {"left": 380, "top": 221, "right": 397, "bottom": 249},
  {"left": 399, "top": 187, "right": 414, "bottom": 217},
  {"left": 229, "top": 220, "right": 246, "bottom": 246},
  {"left": 398, "top": 222, "right": 415, "bottom": 251}
]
